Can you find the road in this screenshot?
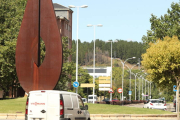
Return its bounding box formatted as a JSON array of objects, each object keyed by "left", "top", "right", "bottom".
[{"left": 123, "top": 103, "right": 176, "bottom": 112}]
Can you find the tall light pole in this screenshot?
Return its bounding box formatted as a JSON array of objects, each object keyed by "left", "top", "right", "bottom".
[
  {"left": 150, "top": 82, "right": 152, "bottom": 99},
  {"left": 145, "top": 79, "right": 146, "bottom": 100},
  {"left": 106, "top": 40, "right": 118, "bottom": 101},
  {"left": 131, "top": 71, "right": 142, "bottom": 100},
  {"left": 148, "top": 81, "right": 149, "bottom": 99},
  {"left": 87, "top": 24, "right": 102, "bottom": 104},
  {"left": 142, "top": 77, "right": 144, "bottom": 100},
  {"left": 69, "top": 5, "right": 88, "bottom": 93},
  {"left": 139, "top": 74, "right": 145, "bottom": 100},
  {"left": 117, "top": 57, "right": 136, "bottom": 101},
  {"left": 138, "top": 76, "right": 141, "bottom": 100},
  {"left": 126, "top": 63, "right": 138, "bottom": 101}
]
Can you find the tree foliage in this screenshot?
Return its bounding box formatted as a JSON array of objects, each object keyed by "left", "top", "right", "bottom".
[
  {"left": 142, "top": 2, "right": 180, "bottom": 47},
  {"left": 0, "top": 0, "right": 27, "bottom": 92},
  {"left": 72, "top": 39, "right": 145, "bottom": 66},
  {"left": 142, "top": 36, "right": 180, "bottom": 88}
]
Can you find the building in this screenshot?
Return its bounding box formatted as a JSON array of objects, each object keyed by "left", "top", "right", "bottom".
[
  {"left": 53, "top": 3, "right": 73, "bottom": 61},
  {"left": 83, "top": 67, "right": 112, "bottom": 78}
]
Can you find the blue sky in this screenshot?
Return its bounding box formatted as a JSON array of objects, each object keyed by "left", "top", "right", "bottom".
[{"left": 52, "top": 0, "right": 180, "bottom": 43}]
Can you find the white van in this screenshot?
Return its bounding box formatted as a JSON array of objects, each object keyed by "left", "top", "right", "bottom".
[
  {"left": 88, "top": 95, "right": 97, "bottom": 103},
  {"left": 25, "top": 90, "right": 90, "bottom": 120}
]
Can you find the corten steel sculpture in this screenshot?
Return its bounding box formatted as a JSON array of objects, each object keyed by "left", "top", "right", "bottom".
[{"left": 16, "top": 0, "right": 63, "bottom": 93}]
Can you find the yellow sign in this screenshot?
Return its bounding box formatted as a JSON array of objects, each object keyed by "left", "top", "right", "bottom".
[
  {"left": 99, "top": 80, "right": 111, "bottom": 84},
  {"left": 80, "top": 84, "right": 95, "bottom": 87},
  {"left": 99, "top": 76, "right": 110, "bottom": 80}
]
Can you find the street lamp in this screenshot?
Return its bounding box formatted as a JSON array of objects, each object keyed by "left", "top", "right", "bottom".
[
  {"left": 145, "top": 79, "right": 147, "bottom": 100},
  {"left": 106, "top": 40, "right": 118, "bottom": 101},
  {"left": 69, "top": 5, "right": 88, "bottom": 93},
  {"left": 144, "top": 80, "right": 150, "bottom": 99},
  {"left": 131, "top": 70, "right": 142, "bottom": 100},
  {"left": 126, "top": 63, "right": 139, "bottom": 101},
  {"left": 87, "top": 24, "right": 103, "bottom": 104},
  {"left": 117, "top": 57, "right": 136, "bottom": 101}
]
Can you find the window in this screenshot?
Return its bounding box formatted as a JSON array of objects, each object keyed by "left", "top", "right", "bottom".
[
  {"left": 66, "top": 24, "right": 68, "bottom": 30},
  {"left": 78, "top": 96, "right": 84, "bottom": 110}
]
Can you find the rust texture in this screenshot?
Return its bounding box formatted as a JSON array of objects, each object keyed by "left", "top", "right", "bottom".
[{"left": 16, "top": 0, "right": 63, "bottom": 93}]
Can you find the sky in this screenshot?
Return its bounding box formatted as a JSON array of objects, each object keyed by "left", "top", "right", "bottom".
[{"left": 52, "top": 0, "right": 180, "bottom": 43}]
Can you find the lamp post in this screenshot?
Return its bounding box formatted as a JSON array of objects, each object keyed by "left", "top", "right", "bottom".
[
  {"left": 126, "top": 63, "right": 138, "bottom": 101},
  {"left": 106, "top": 40, "right": 118, "bottom": 101},
  {"left": 142, "top": 77, "right": 144, "bottom": 100},
  {"left": 145, "top": 79, "right": 146, "bottom": 100},
  {"left": 148, "top": 81, "right": 149, "bottom": 99},
  {"left": 87, "top": 24, "right": 102, "bottom": 104},
  {"left": 138, "top": 76, "right": 141, "bottom": 100},
  {"left": 131, "top": 71, "right": 142, "bottom": 100},
  {"left": 139, "top": 74, "right": 145, "bottom": 100},
  {"left": 150, "top": 82, "right": 152, "bottom": 99},
  {"left": 117, "top": 57, "right": 136, "bottom": 101},
  {"left": 69, "top": 5, "right": 88, "bottom": 93}
]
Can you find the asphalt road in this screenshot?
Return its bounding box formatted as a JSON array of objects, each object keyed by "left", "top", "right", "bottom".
[{"left": 123, "top": 103, "right": 176, "bottom": 112}]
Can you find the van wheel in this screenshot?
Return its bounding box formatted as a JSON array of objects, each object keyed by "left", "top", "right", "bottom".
[{"left": 88, "top": 118, "right": 91, "bottom": 120}]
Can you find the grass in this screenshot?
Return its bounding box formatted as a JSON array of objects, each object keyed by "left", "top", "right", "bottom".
[
  {"left": 0, "top": 97, "right": 175, "bottom": 114},
  {"left": 86, "top": 103, "right": 175, "bottom": 114},
  {"left": 0, "top": 97, "right": 26, "bottom": 113}
]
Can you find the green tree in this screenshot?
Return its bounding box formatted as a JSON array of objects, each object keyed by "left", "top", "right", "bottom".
[
  {"left": 141, "top": 36, "right": 180, "bottom": 114},
  {"left": 142, "top": 2, "right": 180, "bottom": 47},
  {"left": 141, "top": 36, "right": 180, "bottom": 87},
  {"left": 0, "top": 0, "right": 27, "bottom": 94}
]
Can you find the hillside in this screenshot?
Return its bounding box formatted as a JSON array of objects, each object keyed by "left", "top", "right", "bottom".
[{"left": 71, "top": 39, "right": 145, "bottom": 67}]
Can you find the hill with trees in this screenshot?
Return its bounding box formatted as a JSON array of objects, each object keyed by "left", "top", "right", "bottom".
[{"left": 71, "top": 39, "right": 145, "bottom": 66}]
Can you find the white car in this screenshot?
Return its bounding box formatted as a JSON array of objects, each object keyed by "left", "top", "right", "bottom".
[{"left": 143, "top": 99, "right": 167, "bottom": 110}]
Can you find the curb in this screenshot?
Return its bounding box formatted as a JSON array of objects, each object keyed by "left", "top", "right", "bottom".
[
  {"left": 0, "top": 114, "right": 177, "bottom": 119},
  {"left": 90, "top": 114, "right": 177, "bottom": 118},
  {"left": 0, "top": 113, "right": 25, "bottom": 119}
]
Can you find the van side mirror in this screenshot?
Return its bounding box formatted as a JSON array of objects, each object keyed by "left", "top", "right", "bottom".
[{"left": 85, "top": 105, "right": 88, "bottom": 110}]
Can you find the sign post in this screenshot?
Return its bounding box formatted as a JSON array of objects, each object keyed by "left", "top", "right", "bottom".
[{"left": 117, "top": 88, "right": 123, "bottom": 101}]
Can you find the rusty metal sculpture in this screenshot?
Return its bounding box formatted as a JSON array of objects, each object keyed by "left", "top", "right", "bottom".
[{"left": 16, "top": 0, "right": 63, "bottom": 93}]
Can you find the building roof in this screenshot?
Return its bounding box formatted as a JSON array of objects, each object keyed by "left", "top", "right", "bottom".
[{"left": 53, "top": 3, "right": 71, "bottom": 11}]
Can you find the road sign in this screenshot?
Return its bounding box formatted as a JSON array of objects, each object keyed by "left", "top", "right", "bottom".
[
  {"left": 173, "top": 85, "right": 177, "bottom": 92},
  {"left": 108, "top": 88, "right": 114, "bottom": 93},
  {"left": 129, "top": 91, "right": 132, "bottom": 95},
  {"left": 99, "top": 88, "right": 110, "bottom": 91},
  {"left": 80, "top": 83, "right": 95, "bottom": 87},
  {"left": 117, "top": 88, "right": 123, "bottom": 93},
  {"left": 73, "top": 81, "right": 79, "bottom": 88}
]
